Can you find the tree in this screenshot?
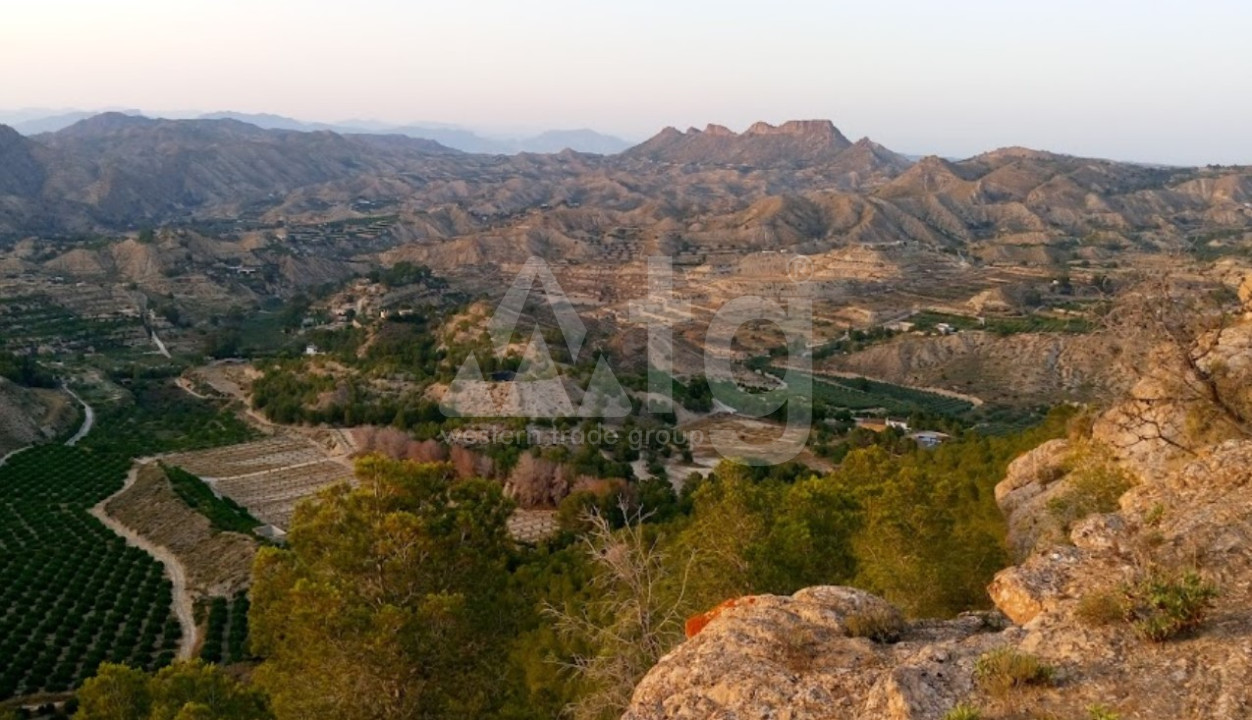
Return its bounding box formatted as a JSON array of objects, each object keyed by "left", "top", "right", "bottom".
[
  {"left": 673, "top": 462, "right": 859, "bottom": 609},
  {"left": 75, "top": 661, "right": 270, "bottom": 720},
  {"left": 75, "top": 664, "right": 152, "bottom": 720},
  {"left": 547, "top": 506, "right": 693, "bottom": 720},
  {"left": 249, "top": 456, "right": 518, "bottom": 720}
]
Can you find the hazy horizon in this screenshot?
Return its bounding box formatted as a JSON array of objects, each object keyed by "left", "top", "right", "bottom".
[{"left": 5, "top": 0, "right": 1251, "bottom": 165}]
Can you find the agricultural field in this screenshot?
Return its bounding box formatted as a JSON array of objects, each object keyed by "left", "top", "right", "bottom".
[
  {"left": 198, "top": 592, "right": 252, "bottom": 666},
  {"left": 164, "top": 436, "right": 329, "bottom": 478},
  {"left": 910, "top": 309, "right": 1095, "bottom": 335},
  {"left": 718, "top": 366, "right": 974, "bottom": 419},
  {"left": 0, "top": 380, "right": 265, "bottom": 703},
  {"left": 214, "top": 461, "right": 355, "bottom": 529},
  {"left": 164, "top": 436, "right": 355, "bottom": 531},
  {"left": 0, "top": 445, "right": 180, "bottom": 700},
  {"left": 0, "top": 293, "right": 149, "bottom": 356},
  {"left": 162, "top": 465, "right": 263, "bottom": 536}
]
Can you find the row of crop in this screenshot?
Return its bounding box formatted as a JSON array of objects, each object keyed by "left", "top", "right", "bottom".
[
  {"left": 0, "top": 380, "right": 262, "bottom": 702},
  {"left": 199, "top": 592, "right": 253, "bottom": 665},
  {"left": 162, "top": 464, "right": 262, "bottom": 535},
  {"left": 0, "top": 445, "right": 180, "bottom": 699}
]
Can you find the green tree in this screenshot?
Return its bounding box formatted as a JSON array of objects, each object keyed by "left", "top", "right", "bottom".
[
  {"left": 75, "top": 664, "right": 152, "bottom": 720},
  {"left": 249, "top": 456, "right": 518, "bottom": 720},
  {"left": 75, "top": 661, "right": 269, "bottom": 720},
  {"left": 674, "top": 462, "right": 860, "bottom": 610},
  {"left": 149, "top": 662, "right": 271, "bottom": 720}
]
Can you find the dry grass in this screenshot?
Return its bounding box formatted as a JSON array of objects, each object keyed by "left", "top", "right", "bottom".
[
  {"left": 1075, "top": 590, "right": 1125, "bottom": 627},
  {"left": 974, "top": 648, "right": 1056, "bottom": 697},
  {"left": 844, "top": 606, "right": 905, "bottom": 644}
]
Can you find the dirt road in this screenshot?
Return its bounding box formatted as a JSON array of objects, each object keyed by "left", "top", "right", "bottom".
[
  {"left": 64, "top": 387, "right": 95, "bottom": 446},
  {"left": 90, "top": 461, "right": 199, "bottom": 660}
]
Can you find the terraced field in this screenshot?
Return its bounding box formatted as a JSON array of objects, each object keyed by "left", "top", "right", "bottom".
[
  {"left": 0, "top": 294, "right": 147, "bottom": 354},
  {"left": 214, "top": 461, "right": 355, "bottom": 529},
  {"left": 165, "top": 437, "right": 355, "bottom": 530},
  {"left": 164, "top": 436, "right": 328, "bottom": 478}
]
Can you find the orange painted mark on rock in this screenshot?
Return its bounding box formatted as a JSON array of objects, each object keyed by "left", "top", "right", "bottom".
[{"left": 684, "top": 596, "right": 757, "bottom": 638}]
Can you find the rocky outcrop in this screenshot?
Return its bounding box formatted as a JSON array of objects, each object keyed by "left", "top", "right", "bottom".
[
  {"left": 623, "top": 319, "right": 1252, "bottom": 720},
  {"left": 0, "top": 381, "right": 77, "bottom": 458},
  {"left": 621, "top": 119, "right": 862, "bottom": 169},
  {"left": 624, "top": 587, "right": 1008, "bottom": 720}
]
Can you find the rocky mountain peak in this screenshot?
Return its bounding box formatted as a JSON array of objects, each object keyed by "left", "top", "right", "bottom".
[
  {"left": 622, "top": 119, "right": 857, "bottom": 167},
  {"left": 745, "top": 119, "right": 848, "bottom": 142}
]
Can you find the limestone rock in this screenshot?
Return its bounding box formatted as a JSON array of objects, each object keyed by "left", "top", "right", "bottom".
[{"left": 986, "top": 546, "right": 1084, "bottom": 625}]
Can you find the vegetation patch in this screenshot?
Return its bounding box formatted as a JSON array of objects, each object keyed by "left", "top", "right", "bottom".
[
  {"left": 1075, "top": 590, "right": 1125, "bottom": 627},
  {"left": 974, "top": 648, "right": 1056, "bottom": 696},
  {"left": 843, "top": 606, "right": 906, "bottom": 644},
  {"left": 200, "top": 592, "right": 253, "bottom": 665},
  {"left": 1046, "top": 449, "right": 1132, "bottom": 532},
  {"left": 1124, "top": 570, "right": 1218, "bottom": 642},
  {"left": 942, "top": 704, "right": 982, "bottom": 720},
  {"left": 162, "top": 465, "right": 262, "bottom": 535}
]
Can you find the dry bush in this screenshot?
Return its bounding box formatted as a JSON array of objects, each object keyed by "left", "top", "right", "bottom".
[
  {"left": 942, "top": 704, "right": 982, "bottom": 720},
  {"left": 844, "top": 606, "right": 906, "bottom": 644},
  {"left": 974, "top": 648, "right": 1056, "bottom": 697},
  {"left": 547, "top": 506, "right": 693, "bottom": 720},
  {"left": 1075, "top": 590, "right": 1125, "bottom": 627}
]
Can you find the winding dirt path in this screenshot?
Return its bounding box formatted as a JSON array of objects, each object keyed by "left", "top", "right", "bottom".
[
  {"left": 0, "top": 446, "right": 29, "bottom": 467},
  {"left": 90, "top": 461, "right": 199, "bottom": 660},
  {"left": 63, "top": 387, "right": 95, "bottom": 446}
]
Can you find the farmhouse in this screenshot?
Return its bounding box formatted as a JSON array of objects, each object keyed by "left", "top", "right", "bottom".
[{"left": 855, "top": 417, "right": 910, "bottom": 433}]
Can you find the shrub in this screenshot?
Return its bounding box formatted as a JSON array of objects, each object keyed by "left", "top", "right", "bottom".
[
  {"left": 1075, "top": 590, "right": 1124, "bottom": 627},
  {"left": 1124, "top": 570, "right": 1218, "bottom": 642},
  {"left": 974, "top": 648, "right": 1056, "bottom": 696},
  {"left": 1046, "top": 453, "right": 1132, "bottom": 531},
  {"left": 1088, "top": 705, "right": 1121, "bottom": 720},
  {"left": 844, "top": 606, "right": 906, "bottom": 644},
  {"left": 943, "top": 703, "right": 982, "bottom": 720}
]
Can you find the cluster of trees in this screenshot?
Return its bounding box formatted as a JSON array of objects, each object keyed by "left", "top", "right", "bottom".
[
  {"left": 365, "top": 261, "right": 445, "bottom": 289},
  {"left": 70, "top": 408, "right": 1073, "bottom": 719},
  {"left": 0, "top": 351, "right": 58, "bottom": 388},
  {"left": 73, "top": 661, "right": 270, "bottom": 720},
  {"left": 249, "top": 457, "right": 521, "bottom": 719}
]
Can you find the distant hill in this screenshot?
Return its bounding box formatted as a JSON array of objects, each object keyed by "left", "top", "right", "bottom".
[
  {"left": 5, "top": 109, "right": 635, "bottom": 155},
  {"left": 518, "top": 129, "right": 632, "bottom": 155},
  {"left": 1, "top": 113, "right": 462, "bottom": 231},
  {"left": 189, "top": 112, "right": 632, "bottom": 155}
]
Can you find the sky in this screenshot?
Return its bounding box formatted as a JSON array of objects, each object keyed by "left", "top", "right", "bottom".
[{"left": 3, "top": 0, "right": 1250, "bottom": 165}]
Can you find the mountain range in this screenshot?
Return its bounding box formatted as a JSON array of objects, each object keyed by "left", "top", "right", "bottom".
[
  {"left": 0, "top": 109, "right": 634, "bottom": 155},
  {"left": 1, "top": 112, "right": 1250, "bottom": 290}
]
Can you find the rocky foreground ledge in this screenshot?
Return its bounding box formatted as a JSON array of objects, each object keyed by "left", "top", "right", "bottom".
[{"left": 624, "top": 340, "right": 1252, "bottom": 719}]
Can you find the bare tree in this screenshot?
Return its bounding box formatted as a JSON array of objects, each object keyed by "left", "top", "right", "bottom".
[{"left": 546, "top": 505, "right": 695, "bottom": 720}]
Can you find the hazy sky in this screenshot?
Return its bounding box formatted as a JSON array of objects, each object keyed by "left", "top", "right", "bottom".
[{"left": 3, "top": 0, "right": 1250, "bottom": 164}]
